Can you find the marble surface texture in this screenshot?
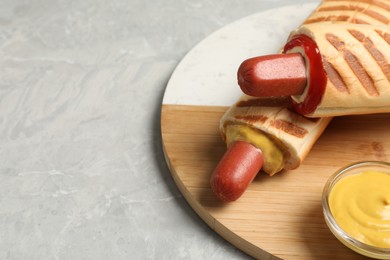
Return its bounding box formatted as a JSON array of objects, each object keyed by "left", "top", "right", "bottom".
[{"left": 0, "top": 0, "right": 319, "bottom": 259}]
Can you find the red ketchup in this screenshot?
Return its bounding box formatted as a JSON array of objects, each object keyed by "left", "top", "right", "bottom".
[{"left": 283, "top": 34, "right": 327, "bottom": 116}]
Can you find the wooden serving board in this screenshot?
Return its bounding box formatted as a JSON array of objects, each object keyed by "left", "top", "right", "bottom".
[
  {"left": 161, "top": 105, "right": 390, "bottom": 259},
  {"left": 161, "top": 3, "right": 389, "bottom": 259}
]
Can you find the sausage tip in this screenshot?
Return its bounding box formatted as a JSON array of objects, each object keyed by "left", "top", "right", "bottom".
[
  {"left": 237, "top": 53, "right": 307, "bottom": 97},
  {"left": 211, "top": 141, "right": 263, "bottom": 202}
]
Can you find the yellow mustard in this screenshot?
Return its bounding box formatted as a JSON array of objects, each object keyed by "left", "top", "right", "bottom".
[
  {"left": 225, "top": 124, "right": 284, "bottom": 175},
  {"left": 329, "top": 170, "right": 390, "bottom": 248}
]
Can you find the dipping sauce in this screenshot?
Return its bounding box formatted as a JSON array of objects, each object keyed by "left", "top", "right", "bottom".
[{"left": 329, "top": 170, "right": 390, "bottom": 248}]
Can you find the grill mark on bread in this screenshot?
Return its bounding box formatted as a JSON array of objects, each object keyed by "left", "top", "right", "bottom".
[
  {"left": 304, "top": 15, "right": 351, "bottom": 24},
  {"left": 351, "top": 18, "right": 370, "bottom": 24},
  {"left": 234, "top": 115, "right": 268, "bottom": 124},
  {"left": 304, "top": 16, "right": 370, "bottom": 25},
  {"left": 376, "top": 1, "right": 390, "bottom": 11},
  {"left": 376, "top": 29, "right": 390, "bottom": 44},
  {"left": 326, "top": 33, "right": 379, "bottom": 96},
  {"left": 270, "top": 119, "right": 308, "bottom": 138},
  {"left": 364, "top": 0, "right": 390, "bottom": 12},
  {"left": 322, "top": 58, "right": 349, "bottom": 93},
  {"left": 318, "top": 5, "right": 389, "bottom": 24},
  {"left": 364, "top": 9, "right": 390, "bottom": 24},
  {"left": 349, "top": 29, "right": 390, "bottom": 82},
  {"left": 324, "top": 0, "right": 390, "bottom": 12}
]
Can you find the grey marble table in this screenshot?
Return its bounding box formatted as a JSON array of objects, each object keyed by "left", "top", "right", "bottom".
[{"left": 0, "top": 0, "right": 319, "bottom": 259}]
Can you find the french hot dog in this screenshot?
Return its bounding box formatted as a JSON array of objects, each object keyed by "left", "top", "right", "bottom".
[
  {"left": 210, "top": 96, "right": 331, "bottom": 202},
  {"left": 211, "top": 0, "right": 390, "bottom": 202},
  {"left": 238, "top": 23, "right": 390, "bottom": 117}
]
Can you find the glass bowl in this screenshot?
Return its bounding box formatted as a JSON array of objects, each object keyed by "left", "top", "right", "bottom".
[{"left": 322, "top": 161, "right": 390, "bottom": 259}]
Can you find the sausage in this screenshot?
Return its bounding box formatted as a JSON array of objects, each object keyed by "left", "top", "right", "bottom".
[
  {"left": 237, "top": 53, "right": 307, "bottom": 97},
  {"left": 210, "top": 141, "right": 263, "bottom": 202}
]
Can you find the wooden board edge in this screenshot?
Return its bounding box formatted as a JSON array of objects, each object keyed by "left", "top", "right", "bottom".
[{"left": 160, "top": 104, "right": 281, "bottom": 259}]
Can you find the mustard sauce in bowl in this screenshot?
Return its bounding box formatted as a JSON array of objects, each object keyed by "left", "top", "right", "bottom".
[{"left": 323, "top": 161, "right": 390, "bottom": 259}]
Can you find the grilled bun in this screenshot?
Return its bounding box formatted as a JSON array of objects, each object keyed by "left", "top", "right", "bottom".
[{"left": 287, "top": 23, "right": 390, "bottom": 117}]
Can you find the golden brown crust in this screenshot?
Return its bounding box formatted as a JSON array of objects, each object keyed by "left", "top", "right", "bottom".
[
  {"left": 289, "top": 23, "right": 390, "bottom": 117},
  {"left": 221, "top": 95, "right": 332, "bottom": 171},
  {"left": 305, "top": 0, "right": 390, "bottom": 25}
]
